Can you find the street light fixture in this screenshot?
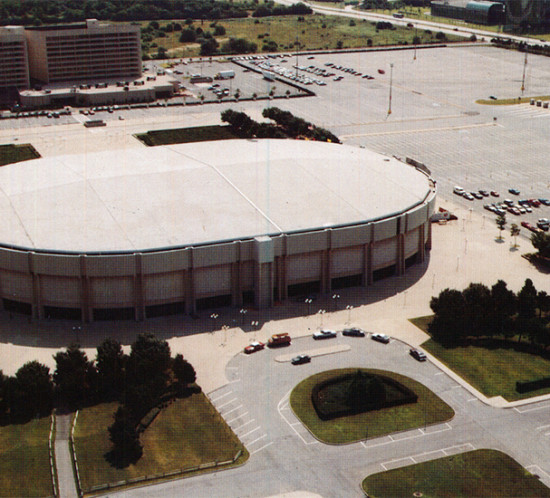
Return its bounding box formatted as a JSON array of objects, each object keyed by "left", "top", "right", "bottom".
[
  {"left": 239, "top": 308, "right": 248, "bottom": 325},
  {"left": 332, "top": 294, "right": 340, "bottom": 311},
  {"left": 210, "top": 313, "right": 219, "bottom": 334},
  {"left": 72, "top": 325, "right": 81, "bottom": 345},
  {"left": 305, "top": 298, "right": 312, "bottom": 315},
  {"left": 318, "top": 309, "right": 326, "bottom": 327},
  {"left": 345, "top": 305, "right": 353, "bottom": 324},
  {"left": 221, "top": 325, "right": 229, "bottom": 347}
]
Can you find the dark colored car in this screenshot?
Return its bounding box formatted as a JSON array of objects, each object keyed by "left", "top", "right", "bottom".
[
  {"left": 342, "top": 328, "right": 365, "bottom": 337},
  {"left": 371, "top": 333, "right": 390, "bottom": 344},
  {"left": 410, "top": 348, "right": 427, "bottom": 361},
  {"left": 508, "top": 188, "right": 520, "bottom": 195},
  {"left": 291, "top": 354, "right": 311, "bottom": 365}
]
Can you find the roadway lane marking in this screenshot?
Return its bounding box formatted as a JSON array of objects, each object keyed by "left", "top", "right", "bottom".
[
  {"left": 381, "top": 443, "right": 475, "bottom": 470},
  {"left": 251, "top": 441, "right": 273, "bottom": 455},
  {"left": 223, "top": 404, "right": 243, "bottom": 416},
  {"left": 277, "top": 390, "right": 319, "bottom": 445},
  {"left": 340, "top": 122, "right": 495, "bottom": 139},
  {"left": 217, "top": 397, "right": 238, "bottom": 409},
  {"left": 240, "top": 426, "right": 261, "bottom": 438},
  {"left": 211, "top": 391, "right": 233, "bottom": 402},
  {"left": 537, "top": 424, "right": 550, "bottom": 431},
  {"left": 226, "top": 412, "right": 249, "bottom": 424}
]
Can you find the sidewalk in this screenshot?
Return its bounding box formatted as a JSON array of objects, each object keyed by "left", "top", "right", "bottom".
[{"left": 54, "top": 412, "right": 79, "bottom": 498}]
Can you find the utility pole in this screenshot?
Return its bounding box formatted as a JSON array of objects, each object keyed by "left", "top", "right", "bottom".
[
  {"left": 521, "top": 51, "right": 527, "bottom": 95},
  {"left": 387, "top": 63, "right": 394, "bottom": 115}
]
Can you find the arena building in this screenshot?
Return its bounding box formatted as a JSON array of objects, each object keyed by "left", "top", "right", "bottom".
[{"left": 0, "top": 139, "right": 436, "bottom": 322}]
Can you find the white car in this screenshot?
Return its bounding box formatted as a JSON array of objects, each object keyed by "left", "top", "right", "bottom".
[
  {"left": 313, "top": 329, "right": 337, "bottom": 340},
  {"left": 453, "top": 186, "right": 465, "bottom": 195}
]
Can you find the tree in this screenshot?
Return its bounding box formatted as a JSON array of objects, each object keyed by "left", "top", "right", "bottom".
[
  {"left": 179, "top": 28, "right": 196, "bottom": 43},
  {"left": 54, "top": 344, "right": 97, "bottom": 407},
  {"left": 510, "top": 223, "right": 520, "bottom": 247},
  {"left": 537, "top": 290, "right": 550, "bottom": 319},
  {"left": 496, "top": 213, "right": 507, "bottom": 240},
  {"left": 108, "top": 406, "right": 142, "bottom": 467},
  {"left": 490, "top": 280, "right": 517, "bottom": 337},
  {"left": 462, "top": 283, "right": 492, "bottom": 337},
  {"left": 12, "top": 361, "right": 54, "bottom": 420},
  {"left": 517, "top": 279, "right": 538, "bottom": 341},
  {"left": 200, "top": 37, "right": 218, "bottom": 56},
  {"left": 96, "top": 338, "right": 126, "bottom": 400},
  {"left": 172, "top": 354, "right": 196, "bottom": 391},
  {"left": 531, "top": 231, "right": 550, "bottom": 258},
  {"left": 429, "top": 288, "right": 466, "bottom": 344}
]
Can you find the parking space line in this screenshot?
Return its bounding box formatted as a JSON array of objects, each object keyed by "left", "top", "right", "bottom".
[
  {"left": 222, "top": 404, "right": 243, "bottom": 416},
  {"left": 515, "top": 404, "right": 550, "bottom": 414},
  {"left": 211, "top": 391, "right": 233, "bottom": 402},
  {"left": 226, "top": 411, "right": 249, "bottom": 424},
  {"left": 381, "top": 457, "right": 414, "bottom": 471},
  {"left": 233, "top": 419, "right": 255, "bottom": 432},
  {"left": 251, "top": 441, "right": 273, "bottom": 455},
  {"left": 247, "top": 434, "right": 267, "bottom": 446},
  {"left": 537, "top": 424, "right": 550, "bottom": 431},
  {"left": 217, "top": 397, "right": 238, "bottom": 409},
  {"left": 241, "top": 426, "right": 261, "bottom": 438}
]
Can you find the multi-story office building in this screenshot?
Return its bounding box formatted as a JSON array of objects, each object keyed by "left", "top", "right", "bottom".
[
  {"left": 25, "top": 19, "right": 141, "bottom": 84},
  {"left": 0, "top": 26, "right": 30, "bottom": 90}
]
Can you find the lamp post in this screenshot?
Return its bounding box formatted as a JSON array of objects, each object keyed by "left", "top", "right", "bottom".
[
  {"left": 305, "top": 298, "right": 312, "bottom": 315},
  {"left": 239, "top": 308, "right": 248, "bottom": 325},
  {"left": 221, "top": 325, "right": 229, "bottom": 347},
  {"left": 251, "top": 320, "right": 259, "bottom": 340},
  {"left": 72, "top": 325, "right": 81, "bottom": 345},
  {"left": 318, "top": 309, "right": 326, "bottom": 328},
  {"left": 332, "top": 293, "right": 340, "bottom": 311},
  {"left": 210, "top": 313, "right": 219, "bottom": 334},
  {"left": 295, "top": 37, "right": 299, "bottom": 78},
  {"left": 387, "top": 63, "right": 394, "bottom": 116},
  {"left": 346, "top": 305, "right": 353, "bottom": 324}
]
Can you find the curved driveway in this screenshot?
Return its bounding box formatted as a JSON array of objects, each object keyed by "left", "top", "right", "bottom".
[{"left": 112, "top": 334, "right": 550, "bottom": 497}]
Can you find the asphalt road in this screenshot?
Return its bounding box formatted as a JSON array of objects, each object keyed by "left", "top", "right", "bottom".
[{"left": 111, "top": 334, "right": 550, "bottom": 497}]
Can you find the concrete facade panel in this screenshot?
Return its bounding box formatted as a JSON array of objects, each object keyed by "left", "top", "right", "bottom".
[
  {"left": 287, "top": 253, "right": 322, "bottom": 282},
  {"left": 287, "top": 231, "right": 328, "bottom": 255},
  {"left": 406, "top": 205, "right": 429, "bottom": 231},
  {"left": 331, "top": 247, "right": 363, "bottom": 276},
  {"left": 141, "top": 249, "right": 189, "bottom": 274},
  {"left": 372, "top": 238, "right": 398, "bottom": 269},
  {"left": 404, "top": 227, "right": 420, "bottom": 256},
  {"left": 0, "top": 249, "right": 29, "bottom": 272},
  {"left": 194, "top": 266, "right": 231, "bottom": 296},
  {"left": 85, "top": 255, "right": 136, "bottom": 277},
  {"left": 32, "top": 253, "right": 81, "bottom": 276},
  {"left": 40, "top": 276, "right": 81, "bottom": 305},
  {"left": 1, "top": 270, "right": 33, "bottom": 301},
  {"left": 373, "top": 218, "right": 398, "bottom": 242},
  {"left": 90, "top": 276, "right": 135, "bottom": 305},
  {"left": 331, "top": 225, "right": 371, "bottom": 249},
  {"left": 193, "top": 244, "right": 238, "bottom": 268},
  {"left": 144, "top": 273, "right": 185, "bottom": 303}
]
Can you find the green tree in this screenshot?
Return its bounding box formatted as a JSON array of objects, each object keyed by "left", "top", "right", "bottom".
[
  {"left": 510, "top": 223, "right": 520, "bottom": 247},
  {"left": 108, "top": 406, "right": 142, "bottom": 467},
  {"left": 537, "top": 290, "right": 550, "bottom": 319},
  {"left": 490, "top": 280, "right": 517, "bottom": 337},
  {"left": 517, "top": 279, "right": 538, "bottom": 341},
  {"left": 429, "top": 288, "right": 466, "bottom": 344},
  {"left": 531, "top": 231, "right": 550, "bottom": 257},
  {"left": 200, "top": 37, "right": 219, "bottom": 56},
  {"left": 462, "top": 283, "right": 492, "bottom": 337},
  {"left": 12, "top": 361, "right": 54, "bottom": 420},
  {"left": 179, "top": 28, "right": 196, "bottom": 43},
  {"left": 172, "top": 354, "right": 196, "bottom": 395},
  {"left": 54, "top": 344, "right": 97, "bottom": 408},
  {"left": 496, "top": 213, "right": 507, "bottom": 240},
  {"left": 96, "top": 338, "right": 126, "bottom": 400}
]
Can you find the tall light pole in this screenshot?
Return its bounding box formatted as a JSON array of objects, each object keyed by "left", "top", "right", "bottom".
[
  {"left": 387, "top": 63, "right": 394, "bottom": 116},
  {"left": 346, "top": 305, "right": 353, "bottom": 324},
  {"left": 521, "top": 51, "right": 528, "bottom": 95},
  {"left": 332, "top": 294, "right": 340, "bottom": 311},
  {"left": 305, "top": 298, "right": 312, "bottom": 315},
  {"left": 239, "top": 308, "right": 248, "bottom": 325},
  {"left": 318, "top": 309, "right": 326, "bottom": 328},
  {"left": 295, "top": 37, "right": 299, "bottom": 78}
]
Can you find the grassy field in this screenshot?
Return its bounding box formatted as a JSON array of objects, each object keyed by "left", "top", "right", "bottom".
[
  {"left": 0, "top": 143, "right": 40, "bottom": 166},
  {"left": 0, "top": 416, "right": 53, "bottom": 497},
  {"left": 477, "top": 95, "right": 550, "bottom": 105},
  {"left": 290, "top": 368, "right": 454, "bottom": 444},
  {"left": 410, "top": 316, "right": 550, "bottom": 401},
  {"left": 144, "top": 14, "right": 462, "bottom": 58},
  {"left": 363, "top": 449, "right": 550, "bottom": 497},
  {"left": 74, "top": 394, "right": 248, "bottom": 492},
  {"left": 136, "top": 125, "right": 238, "bottom": 146},
  {"left": 424, "top": 339, "right": 550, "bottom": 401}
]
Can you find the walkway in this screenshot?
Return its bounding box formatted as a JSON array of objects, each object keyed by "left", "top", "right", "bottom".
[{"left": 54, "top": 412, "right": 79, "bottom": 498}]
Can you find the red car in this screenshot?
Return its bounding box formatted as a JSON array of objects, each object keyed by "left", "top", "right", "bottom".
[
  {"left": 490, "top": 191, "right": 500, "bottom": 197},
  {"left": 521, "top": 221, "right": 532, "bottom": 229},
  {"left": 529, "top": 199, "right": 541, "bottom": 207},
  {"left": 244, "top": 341, "right": 265, "bottom": 354}
]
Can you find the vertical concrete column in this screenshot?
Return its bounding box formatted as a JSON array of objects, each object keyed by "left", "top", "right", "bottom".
[
  {"left": 134, "top": 253, "right": 145, "bottom": 321},
  {"left": 280, "top": 235, "right": 288, "bottom": 301},
  {"left": 80, "top": 255, "right": 91, "bottom": 323},
  {"left": 426, "top": 221, "right": 432, "bottom": 251},
  {"left": 396, "top": 234, "right": 405, "bottom": 276},
  {"left": 418, "top": 224, "right": 426, "bottom": 262},
  {"left": 366, "top": 242, "right": 373, "bottom": 286},
  {"left": 231, "top": 241, "right": 242, "bottom": 307},
  {"left": 28, "top": 252, "right": 42, "bottom": 320},
  {"left": 324, "top": 249, "right": 332, "bottom": 294},
  {"left": 254, "top": 236, "right": 274, "bottom": 309},
  {"left": 186, "top": 248, "right": 196, "bottom": 315}
]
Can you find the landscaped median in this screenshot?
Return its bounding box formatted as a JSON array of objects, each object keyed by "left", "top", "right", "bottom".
[
  {"left": 362, "top": 449, "right": 550, "bottom": 497},
  {"left": 289, "top": 368, "right": 454, "bottom": 444},
  {"left": 73, "top": 393, "right": 248, "bottom": 494},
  {"left": 0, "top": 416, "right": 53, "bottom": 497}
]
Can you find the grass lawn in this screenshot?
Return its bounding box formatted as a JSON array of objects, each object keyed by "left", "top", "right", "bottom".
[
  {"left": 410, "top": 316, "right": 550, "bottom": 401},
  {"left": 0, "top": 416, "right": 53, "bottom": 497},
  {"left": 74, "top": 394, "right": 248, "bottom": 492},
  {"left": 362, "top": 449, "right": 550, "bottom": 497},
  {"left": 143, "top": 14, "right": 463, "bottom": 58},
  {"left": 136, "top": 125, "right": 238, "bottom": 146},
  {"left": 0, "top": 143, "right": 40, "bottom": 167},
  {"left": 290, "top": 368, "right": 454, "bottom": 444}
]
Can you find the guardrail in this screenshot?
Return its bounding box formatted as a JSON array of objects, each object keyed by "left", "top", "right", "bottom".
[{"left": 48, "top": 413, "right": 58, "bottom": 497}]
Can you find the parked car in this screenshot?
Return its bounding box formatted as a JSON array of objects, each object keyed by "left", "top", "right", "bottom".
[
  {"left": 471, "top": 191, "right": 483, "bottom": 200},
  {"left": 463, "top": 193, "right": 474, "bottom": 201},
  {"left": 410, "top": 348, "right": 427, "bottom": 361},
  {"left": 244, "top": 341, "right": 265, "bottom": 354},
  {"left": 268, "top": 333, "right": 291, "bottom": 347},
  {"left": 479, "top": 189, "right": 489, "bottom": 197},
  {"left": 539, "top": 198, "right": 550, "bottom": 206},
  {"left": 291, "top": 354, "right": 311, "bottom": 365},
  {"left": 313, "top": 329, "right": 337, "bottom": 340},
  {"left": 371, "top": 333, "right": 390, "bottom": 344},
  {"left": 453, "top": 186, "right": 465, "bottom": 195},
  {"left": 342, "top": 327, "right": 365, "bottom": 337},
  {"left": 490, "top": 191, "right": 500, "bottom": 197},
  {"left": 529, "top": 199, "right": 541, "bottom": 207},
  {"left": 508, "top": 188, "right": 520, "bottom": 195}
]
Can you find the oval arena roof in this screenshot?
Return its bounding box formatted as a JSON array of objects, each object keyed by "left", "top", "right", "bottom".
[{"left": 0, "top": 139, "right": 432, "bottom": 253}]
